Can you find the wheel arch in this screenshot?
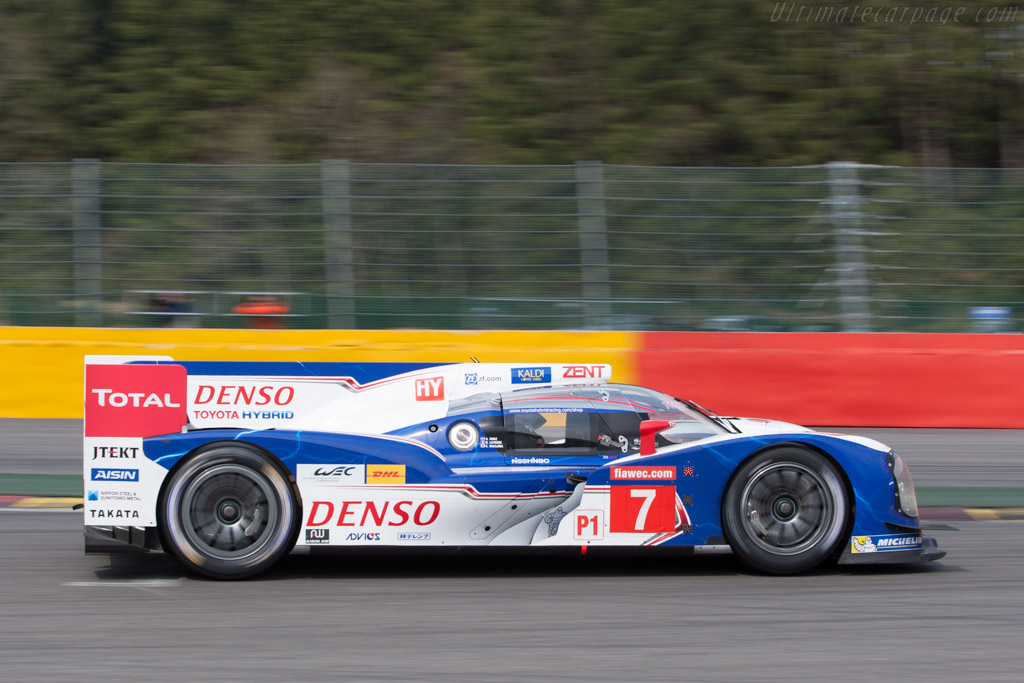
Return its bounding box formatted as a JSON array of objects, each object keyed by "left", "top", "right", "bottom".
[
  {"left": 719, "top": 440, "right": 857, "bottom": 559},
  {"left": 155, "top": 439, "right": 302, "bottom": 558}
]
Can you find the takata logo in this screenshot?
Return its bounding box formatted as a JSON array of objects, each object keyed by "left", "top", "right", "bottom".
[
  {"left": 414, "top": 377, "right": 444, "bottom": 401},
  {"left": 562, "top": 365, "right": 607, "bottom": 379},
  {"left": 85, "top": 364, "right": 187, "bottom": 438}
]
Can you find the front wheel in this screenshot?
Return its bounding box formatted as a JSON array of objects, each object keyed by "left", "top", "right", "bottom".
[
  {"left": 159, "top": 445, "right": 299, "bottom": 579},
  {"left": 722, "top": 447, "right": 848, "bottom": 574}
]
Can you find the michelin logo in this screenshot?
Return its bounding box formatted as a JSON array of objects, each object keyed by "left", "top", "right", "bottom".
[{"left": 851, "top": 534, "right": 922, "bottom": 553}]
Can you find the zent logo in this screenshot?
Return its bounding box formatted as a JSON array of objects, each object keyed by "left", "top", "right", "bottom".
[
  {"left": 562, "top": 365, "right": 606, "bottom": 379},
  {"left": 414, "top": 377, "right": 444, "bottom": 401},
  {"left": 90, "top": 468, "right": 139, "bottom": 482},
  {"left": 85, "top": 364, "right": 187, "bottom": 438}
]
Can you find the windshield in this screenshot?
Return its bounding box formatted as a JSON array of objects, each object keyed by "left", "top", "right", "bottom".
[{"left": 613, "top": 385, "right": 728, "bottom": 444}]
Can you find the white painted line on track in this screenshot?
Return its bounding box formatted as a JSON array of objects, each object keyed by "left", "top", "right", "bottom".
[{"left": 61, "top": 579, "right": 181, "bottom": 588}]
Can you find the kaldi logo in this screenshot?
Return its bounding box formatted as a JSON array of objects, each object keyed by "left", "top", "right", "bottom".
[
  {"left": 306, "top": 500, "right": 440, "bottom": 527},
  {"left": 562, "top": 365, "right": 606, "bottom": 379},
  {"left": 85, "top": 364, "right": 187, "bottom": 438},
  {"left": 193, "top": 385, "right": 295, "bottom": 406},
  {"left": 414, "top": 377, "right": 444, "bottom": 401}
]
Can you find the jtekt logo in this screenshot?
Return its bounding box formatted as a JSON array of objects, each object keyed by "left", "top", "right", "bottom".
[{"left": 85, "top": 364, "right": 187, "bottom": 438}]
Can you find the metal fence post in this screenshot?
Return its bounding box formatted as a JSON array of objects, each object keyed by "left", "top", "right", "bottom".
[
  {"left": 575, "top": 161, "right": 611, "bottom": 329},
  {"left": 322, "top": 160, "right": 355, "bottom": 329},
  {"left": 72, "top": 159, "right": 102, "bottom": 326},
  {"left": 828, "top": 162, "right": 871, "bottom": 332}
]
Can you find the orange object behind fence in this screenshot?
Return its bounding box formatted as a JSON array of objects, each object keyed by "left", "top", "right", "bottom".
[{"left": 232, "top": 296, "right": 290, "bottom": 329}]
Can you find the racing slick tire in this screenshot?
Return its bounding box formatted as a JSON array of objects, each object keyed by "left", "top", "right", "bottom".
[
  {"left": 722, "top": 447, "right": 848, "bottom": 575},
  {"left": 159, "top": 444, "right": 299, "bottom": 580}
]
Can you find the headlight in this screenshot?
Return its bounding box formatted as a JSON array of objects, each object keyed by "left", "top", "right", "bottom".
[
  {"left": 887, "top": 451, "right": 918, "bottom": 518},
  {"left": 447, "top": 421, "right": 479, "bottom": 451}
]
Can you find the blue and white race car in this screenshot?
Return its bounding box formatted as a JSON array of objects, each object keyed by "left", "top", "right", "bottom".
[{"left": 83, "top": 357, "right": 944, "bottom": 579}]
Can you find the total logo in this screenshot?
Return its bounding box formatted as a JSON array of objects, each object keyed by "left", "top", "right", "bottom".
[
  {"left": 306, "top": 500, "right": 440, "bottom": 527},
  {"left": 85, "top": 363, "right": 187, "bottom": 438},
  {"left": 90, "top": 389, "right": 180, "bottom": 408}
]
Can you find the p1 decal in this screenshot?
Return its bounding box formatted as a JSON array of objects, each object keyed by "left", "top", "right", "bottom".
[
  {"left": 415, "top": 377, "right": 444, "bottom": 401},
  {"left": 610, "top": 485, "right": 676, "bottom": 533},
  {"left": 85, "top": 364, "right": 187, "bottom": 438},
  {"left": 851, "top": 534, "right": 923, "bottom": 553},
  {"left": 573, "top": 510, "right": 605, "bottom": 540}
]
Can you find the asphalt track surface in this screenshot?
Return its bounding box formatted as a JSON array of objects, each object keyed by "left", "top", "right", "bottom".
[
  {"left": 1, "top": 421, "right": 1024, "bottom": 681},
  {"left": 1, "top": 510, "right": 1021, "bottom": 682},
  {"left": 4, "top": 418, "right": 1024, "bottom": 486}
]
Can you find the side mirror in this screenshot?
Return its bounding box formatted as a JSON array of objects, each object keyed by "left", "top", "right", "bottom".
[{"left": 639, "top": 420, "right": 673, "bottom": 456}]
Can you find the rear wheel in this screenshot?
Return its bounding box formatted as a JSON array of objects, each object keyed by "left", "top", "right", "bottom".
[
  {"left": 722, "top": 447, "right": 848, "bottom": 574},
  {"left": 160, "top": 445, "right": 298, "bottom": 579}
]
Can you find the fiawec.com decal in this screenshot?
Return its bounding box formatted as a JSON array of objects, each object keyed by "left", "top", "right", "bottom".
[{"left": 851, "top": 534, "right": 923, "bottom": 553}]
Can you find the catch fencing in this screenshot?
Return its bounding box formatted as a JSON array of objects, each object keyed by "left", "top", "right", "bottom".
[{"left": 1, "top": 161, "right": 1022, "bottom": 331}]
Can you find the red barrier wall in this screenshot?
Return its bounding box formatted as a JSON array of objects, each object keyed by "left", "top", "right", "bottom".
[{"left": 637, "top": 333, "right": 1024, "bottom": 428}]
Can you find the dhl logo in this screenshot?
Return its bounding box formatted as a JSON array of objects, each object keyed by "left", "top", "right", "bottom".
[{"left": 367, "top": 465, "right": 406, "bottom": 485}]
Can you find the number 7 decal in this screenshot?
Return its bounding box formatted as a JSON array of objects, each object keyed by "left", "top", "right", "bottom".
[{"left": 610, "top": 485, "right": 676, "bottom": 533}]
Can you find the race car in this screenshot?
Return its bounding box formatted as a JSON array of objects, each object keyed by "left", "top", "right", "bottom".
[{"left": 82, "top": 356, "right": 944, "bottom": 579}]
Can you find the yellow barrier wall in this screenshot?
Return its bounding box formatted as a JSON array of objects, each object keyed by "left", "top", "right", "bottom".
[{"left": 0, "top": 327, "right": 640, "bottom": 418}]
